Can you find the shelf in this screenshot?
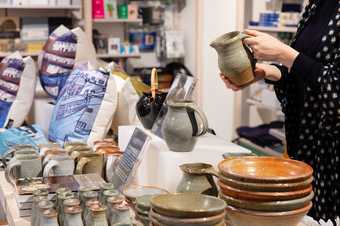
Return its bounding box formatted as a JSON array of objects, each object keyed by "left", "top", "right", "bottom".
[
  {"left": 96, "top": 53, "right": 141, "bottom": 59},
  {"left": 0, "top": 4, "right": 81, "bottom": 9},
  {"left": 93, "top": 18, "right": 142, "bottom": 24},
  {"left": 0, "top": 52, "right": 40, "bottom": 58},
  {"left": 247, "top": 25, "right": 297, "bottom": 33}
]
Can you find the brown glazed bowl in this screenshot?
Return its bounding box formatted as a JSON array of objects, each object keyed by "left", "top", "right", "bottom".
[
  {"left": 220, "top": 192, "right": 314, "bottom": 212},
  {"left": 218, "top": 174, "right": 313, "bottom": 192},
  {"left": 225, "top": 202, "right": 312, "bottom": 226},
  {"left": 150, "top": 193, "right": 226, "bottom": 218},
  {"left": 149, "top": 209, "right": 225, "bottom": 226},
  {"left": 218, "top": 157, "right": 313, "bottom": 183},
  {"left": 218, "top": 181, "right": 313, "bottom": 201}
]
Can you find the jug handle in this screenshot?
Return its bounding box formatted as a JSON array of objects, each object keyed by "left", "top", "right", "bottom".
[
  {"left": 151, "top": 68, "right": 158, "bottom": 100},
  {"left": 5, "top": 159, "right": 20, "bottom": 186},
  {"left": 43, "top": 160, "right": 59, "bottom": 178},
  {"left": 2, "top": 148, "right": 15, "bottom": 168},
  {"left": 187, "top": 104, "right": 209, "bottom": 137},
  {"left": 75, "top": 157, "right": 91, "bottom": 174},
  {"left": 201, "top": 167, "right": 219, "bottom": 178},
  {"left": 240, "top": 33, "right": 257, "bottom": 70}
]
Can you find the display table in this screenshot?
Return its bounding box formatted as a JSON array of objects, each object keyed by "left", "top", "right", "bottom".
[
  {"left": 118, "top": 126, "right": 251, "bottom": 192},
  {"left": 0, "top": 171, "right": 30, "bottom": 226}
]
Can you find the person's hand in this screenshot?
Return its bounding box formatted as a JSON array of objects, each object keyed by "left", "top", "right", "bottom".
[
  {"left": 244, "top": 30, "right": 299, "bottom": 69},
  {"left": 220, "top": 63, "right": 282, "bottom": 91}
]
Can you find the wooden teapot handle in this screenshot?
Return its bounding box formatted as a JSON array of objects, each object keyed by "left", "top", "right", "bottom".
[{"left": 151, "top": 68, "right": 158, "bottom": 99}]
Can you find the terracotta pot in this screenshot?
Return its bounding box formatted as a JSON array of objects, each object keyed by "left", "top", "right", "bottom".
[
  {"left": 218, "top": 181, "right": 313, "bottom": 202},
  {"left": 225, "top": 202, "right": 312, "bottom": 226}
]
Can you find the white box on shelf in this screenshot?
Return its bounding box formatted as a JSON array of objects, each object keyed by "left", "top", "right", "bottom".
[
  {"left": 56, "top": 0, "right": 70, "bottom": 5},
  {"left": 28, "top": 0, "right": 49, "bottom": 5},
  {"left": 107, "top": 37, "right": 120, "bottom": 55}
]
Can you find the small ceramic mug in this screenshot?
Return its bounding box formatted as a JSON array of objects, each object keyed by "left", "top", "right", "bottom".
[
  {"left": 43, "top": 155, "right": 75, "bottom": 177},
  {"left": 5, "top": 154, "right": 42, "bottom": 185},
  {"left": 75, "top": 153, "right": 104, "bottom": 175}
]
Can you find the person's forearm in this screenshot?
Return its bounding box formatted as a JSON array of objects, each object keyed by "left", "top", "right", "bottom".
[{"left": 277, "top": 46, "right": 299, "bottom": 70}]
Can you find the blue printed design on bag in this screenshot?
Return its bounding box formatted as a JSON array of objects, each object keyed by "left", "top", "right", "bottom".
[
  {"left": 0, "top": 124, "right": 48, "bottom": 154},
  {"left": 39, "top": 31, "right": 77, "bottom": 99},
  {"left": 48, "top": 69, "right": 109, "bottom": 145},
  {"left": 0, "top": 56, "right": 25, "bottom": 128}
]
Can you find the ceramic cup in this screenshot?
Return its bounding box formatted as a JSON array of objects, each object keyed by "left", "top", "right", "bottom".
[
  {"left": 5, "top": 154, "right": 42, "bottom": 185},
  {"left": 75, "top": 153, "right": 104, "bottom": 175},
  {"left": 43, "top": 155, "right": 75, "bottom": 177},
  {"left": 210, "top": 31, "right": 256, "bottom": 86},
  {"left": 2, "top": 145, "right": 37, "bottom": 167}
]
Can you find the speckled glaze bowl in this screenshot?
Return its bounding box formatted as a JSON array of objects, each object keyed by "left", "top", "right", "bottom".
[
  {"left": 218, "top": 157, "right": 313, "bottom": 184},
  {"left": 218, "top": 174, "right": 313, "bottom": 192},
  {"left": 225, "top": 202, "right": 312, "bottom": 226},
  {"left": 220, "top": 192, "right": 314, "bottom": 212},
  {"left": 150, "top": 209, "right": 225, "bottom": 226},
  {"left": 150, "top": 194, "right": 226, "bottom": 218},
  {"left": 218, "top": 181, "right": 313, "bottom": 202}
]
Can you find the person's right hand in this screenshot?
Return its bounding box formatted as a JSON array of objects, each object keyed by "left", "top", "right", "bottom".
[{"left": 220, "top": 63, "right": 282, "bottom": 91}]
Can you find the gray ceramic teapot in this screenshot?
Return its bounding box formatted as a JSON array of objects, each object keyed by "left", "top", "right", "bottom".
[{"left": 162, "top": 101, "right": 209, "bottom": 152}]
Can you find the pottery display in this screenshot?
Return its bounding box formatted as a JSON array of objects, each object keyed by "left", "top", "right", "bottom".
[
  {"left": 218, "top": 181, "right": 313, "bottom": 201},
  {"left": 123, "top": 185, "right": 168, "bottom": 204},
  {"left": 162, "top": 101, "right": 209, "bottom": 152},
  {"left": 218, "top": 156, "right": 313, "bottom": 183},
  {"left": 225, "top": 202, "right": 312, "bottom": 226},
  {"left": 136, "top": 68, "right": 167, "bottom": 129},
  {"left": 210, "top": 31, "right": 256, "bottom": 86},
  {"left": 177, "top": 163, "right": 218, "bottom": 197},
  {"left": 150, "top": 193, "right": 226, "bottom": 218}
]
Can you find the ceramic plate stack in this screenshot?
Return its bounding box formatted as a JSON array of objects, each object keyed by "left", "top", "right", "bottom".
[
  {"left": 135, "top": 195, "right": 155, "bottom": 226},
  {"left": 218, "top": 157, "right": 314, "bottom": 226},
  {"left": 150, "top": 193, "right": 226, "bottom": 226}
]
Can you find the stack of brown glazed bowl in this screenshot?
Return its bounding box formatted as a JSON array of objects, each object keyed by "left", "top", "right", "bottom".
[
  {"left": 218, "top": 156, "right": 314, "bottom": 226},
  {"left": 149, "top": 193, "right": 226, "bottom": 226}
]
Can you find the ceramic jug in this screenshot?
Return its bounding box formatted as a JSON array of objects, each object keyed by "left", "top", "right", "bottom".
[
  {"left": 39, "top": 209, "right": 59, "bottom": 226},
  {"left": 101, "top": 189, "right": 119, "bottom": 206},
  {"left": 57, "top": 191, "right": 75, "bottom": 226},
  {"left": 89, "top": 205, "right": 108, "bottom": 226},
  {"left": 75, "top": 152, "right": 104, "bottom": 175},
  {"left": 136, "top": 68, "right": 167, "bottom": 129},
  {"left": 176, "top": 163, "right": 219, "bottom": 197},
  {"left": 162, "top": 101, "right": 209, "bottom": 152},
  {"left": 2, "top": 145, "right": 37, "bottom": 167},
  {"left": 43, "top": 155, "right": 75, "bottom": 177},
  {"left": 5, "top": 154, "right": 42, "bottom": 185},
  {"left": 111, "top": 205, "right": 131, "bottom": 225},
  {"left": 210, "top": 31, "right": 256, "bottom": 86},
  {"left": 84, "top": 200, "right": 100, "bottom": 225},
  {"left": 37, "top": 200, "right": 54, "bottom": 226},
  {"left": 31, "top": 195, "right": 48, "bottom": 226},
  {"left": 64, "top": 206, "right": 84, "bottom": 226}
]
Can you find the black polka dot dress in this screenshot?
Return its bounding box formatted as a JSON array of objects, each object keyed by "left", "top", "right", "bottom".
[{"left": 270, "top": 0, "right": 340, "bottom": 222}]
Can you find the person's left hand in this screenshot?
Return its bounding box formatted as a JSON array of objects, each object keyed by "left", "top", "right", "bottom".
[{"left": 244, "top": 29, "right": 299, "bottom": 69}]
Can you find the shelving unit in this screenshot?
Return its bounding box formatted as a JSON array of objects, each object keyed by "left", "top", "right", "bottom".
[{"left": 96, "top": 53, "right": 141, "bottom": 59}]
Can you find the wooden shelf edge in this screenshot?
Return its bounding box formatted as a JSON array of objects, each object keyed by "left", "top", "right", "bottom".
[
  {"left": 0, "top": 5, "right": 81, "bottom": 9},
  {"left": 93, "top": 18, "right": 142, "bottom": 23},
  {"left": 97, "top": 54, "right": 141, "bottom": 59},
  {"left": 247, "top": 25, "right": 297, "bottom": 33}
]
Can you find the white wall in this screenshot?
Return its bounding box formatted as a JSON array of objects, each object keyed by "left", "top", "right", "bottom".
[{"left": 198, "top": 0, "right": 237, "bottom": 141}]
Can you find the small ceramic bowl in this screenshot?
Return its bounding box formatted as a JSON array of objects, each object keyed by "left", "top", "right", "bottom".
[
  {"left": 218, "top": 175, "right": 313, "bottom": 192},
  {"left": 220, "top": 192, "right": 314, "bottom": 212},
  {"left": 218, "top": 181, "right": 313, "bottom": 201},
  {"left": 150, "top": 209, "right": 225, "bottom": 226},
  {"left": 150, "top": 193, "right": 226, "bottom": 218},
  {"left": 123, "top": 185, "right": 168, "bottom": 204},
  {"left": 225, "top": 202, "right": 312, "bottom": 226},
  {"left": 135, "top": 194, "right": 157, "bottom": 212},
  {"left": 218, "top": 157, "right": 313, "bottom": 183}
]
